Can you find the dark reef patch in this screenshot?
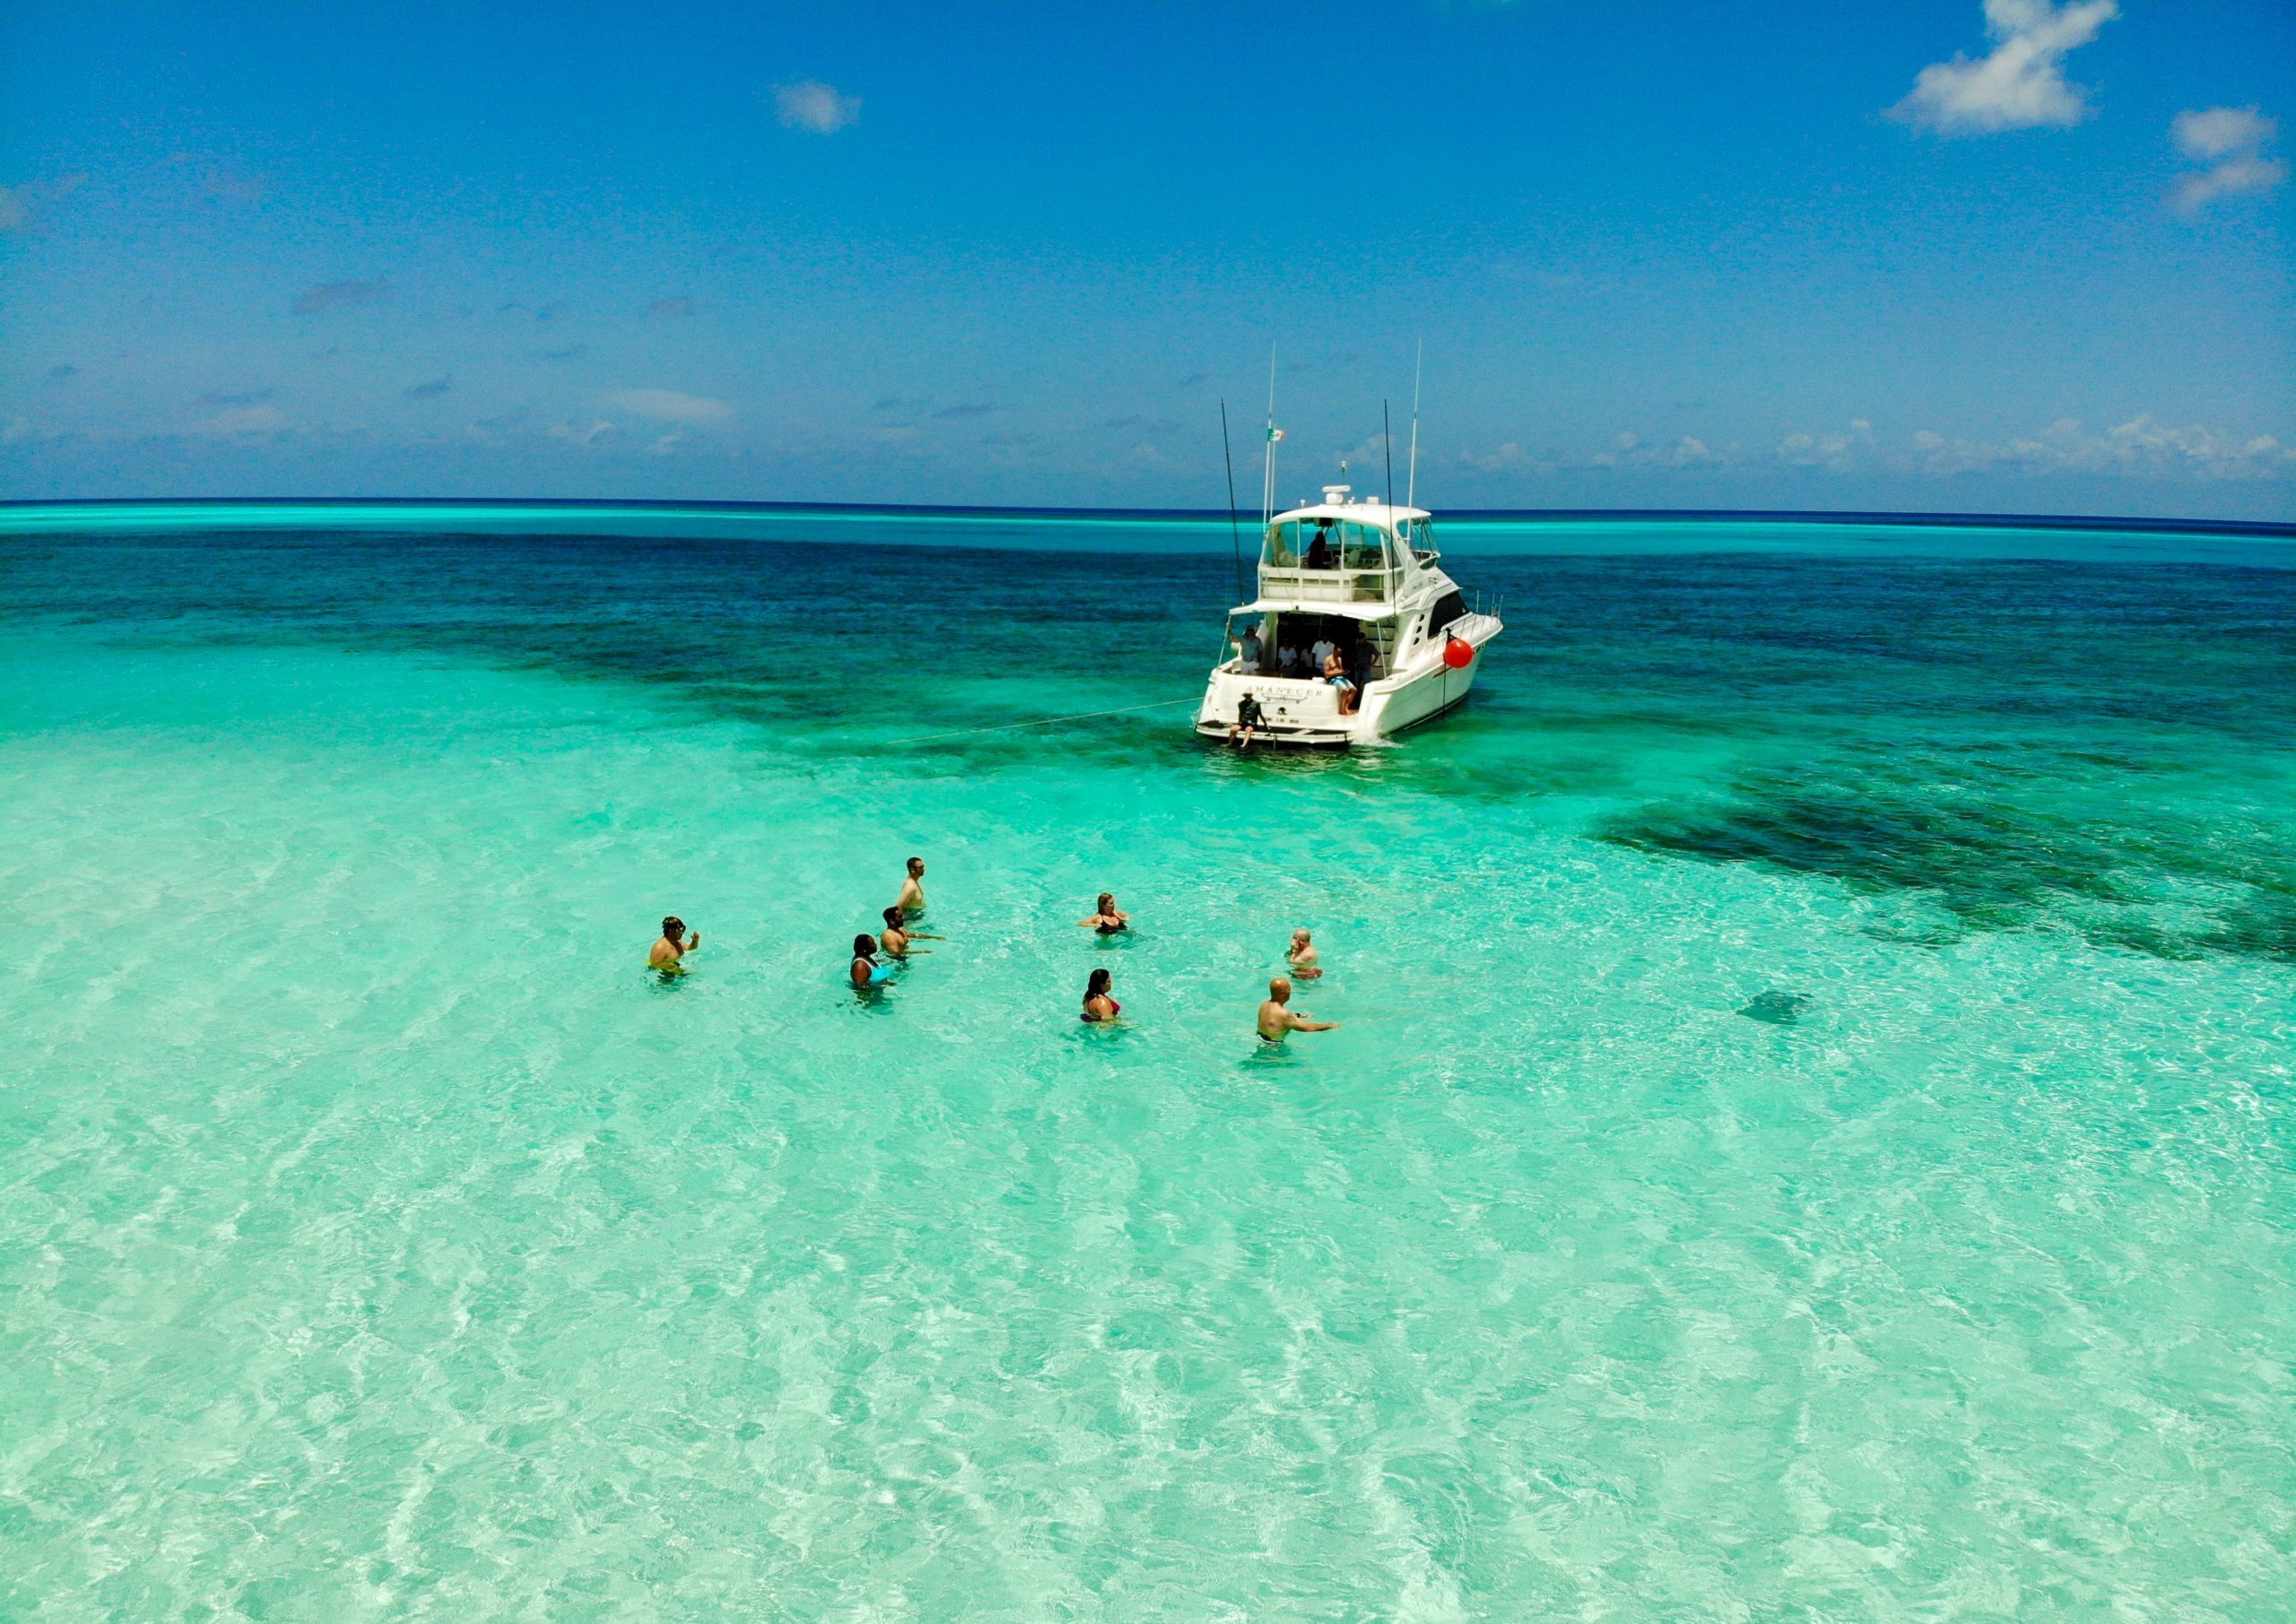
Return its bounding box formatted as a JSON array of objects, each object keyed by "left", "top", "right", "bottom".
[{"left": 1605, "top": 769, "right": 2296, "bottom": 965}]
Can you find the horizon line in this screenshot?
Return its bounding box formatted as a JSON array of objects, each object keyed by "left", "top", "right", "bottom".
[{"left": 4, "top": 496, "right": 2292, "bottom": 539}]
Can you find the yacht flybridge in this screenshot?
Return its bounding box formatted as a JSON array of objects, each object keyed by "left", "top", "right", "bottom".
[{"left": 1195, "top": 483, "right": 1501, "bottom": 748}]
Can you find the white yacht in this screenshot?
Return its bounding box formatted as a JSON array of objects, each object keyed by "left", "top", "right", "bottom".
[{"left": 1195, "top": 484, "right": 1502, "bottom": 748}]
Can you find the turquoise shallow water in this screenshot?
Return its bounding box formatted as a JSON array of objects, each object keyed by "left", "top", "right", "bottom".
[{"left": 3, "top": 512, "right": 2293, "bottom": 1620}]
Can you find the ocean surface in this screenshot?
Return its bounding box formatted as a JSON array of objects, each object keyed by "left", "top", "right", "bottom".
[{"left": 3, "top": 507, "right": 2292, "bottom": 1622}]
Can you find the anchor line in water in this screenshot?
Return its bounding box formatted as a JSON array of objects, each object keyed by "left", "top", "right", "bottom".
[{"left": 877, "top": 696, "right": 1199, "bottom": 748}]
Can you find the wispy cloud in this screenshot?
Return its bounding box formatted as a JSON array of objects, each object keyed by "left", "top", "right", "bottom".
[
  {"left": 1459, "top": 442, "right": 1537, "bottom": 473},
  {"left": 604, "top": 387, "right": 734, "bottom": 425},
  {"left": 199, "top": 163, "right": 266, "bottom": 204},
  {"left": 1595, "top": 432, "right": 1727, "bottom": 469},
  {"left": 1777, "top": 419, "right": 1875, "bottom": 471},
  {"left": 646, "top": 295, "right": 695, "bottom": 318},
  {"left": 0, "top": 170, "right": 89, "bottom": 232},
  {"left": 773, "top": 80, "right": 861, "bottom": 135},
  {"left": 1891, "top": 0, "right": 2118, "bottom": 135},
  {"left": 190, "top": 405, "right": 291, "bottom": 438},
  {"left": 2170, "top": 107, "right": 2286, "bottom": 212},
  {"left": 404, "top": 376, "right": 453, "bottom": 400},
  {"left": 291, "top": 279, "right": 390, "bottom": 316},
  {"left": 1912, "top": 415, "right": 2294, "bottom": 479}
]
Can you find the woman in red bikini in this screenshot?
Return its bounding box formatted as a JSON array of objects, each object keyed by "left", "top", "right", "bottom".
[{"left": 1082, "top": 967, "right": 1120, "bottom": 1023}]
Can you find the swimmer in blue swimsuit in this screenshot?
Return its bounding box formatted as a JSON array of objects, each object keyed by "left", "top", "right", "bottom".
[{"left": 850, "top": 934, "right": 895, "bottom": 988}]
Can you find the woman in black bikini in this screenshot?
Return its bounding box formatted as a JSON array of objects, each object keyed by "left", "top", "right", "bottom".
[
  {"left": 1076, "top": 892, "right": 1130, "bottom": 934},
  {"left": 1082, "top": 967, "right": 1120, "bottom": 1023}
]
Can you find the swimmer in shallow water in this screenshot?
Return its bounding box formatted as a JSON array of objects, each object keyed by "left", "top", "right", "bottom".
[
  {"left": 1286, "top": 927, "right": 1322, "bottom": 979},
  {"left": 850, "top": 933, "right": 895, "bottom": 989},
  {"left": 896, "top": 855, "right": 927, "bottom": 916},
  {"left": 1081, "top": 967, "right": 1120, "bottom": 1023},
  {"left": 880, "top": 906, "right": 932, "bottom": 959},
  {"left": 649, "top": 916, "right": 700, "bottom": 971},
  {"left": 1076, "top": 892, "right": 1130, "bottom": 934},
  {"left": 1257, "top": 977, "right": 1337, "bottom": 1042}
]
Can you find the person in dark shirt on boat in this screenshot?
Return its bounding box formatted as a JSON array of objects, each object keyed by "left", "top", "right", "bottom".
[
  {"left": 1305, "top": 527, "right": 1336, "bottom": 569},
  {"left": 649, "top": 916, "right": 700, "bottom": 971},
  {"left": 1229, "top": 691, "right": 1264, "bottom": 748}
]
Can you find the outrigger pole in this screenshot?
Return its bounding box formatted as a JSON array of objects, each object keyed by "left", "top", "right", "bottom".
[
  {"left": 1220, "top": 399, "right": 1247, "bottom": 606},
  {"left": 1406, "top": 340, "right": 1423, "bottom": 511}
]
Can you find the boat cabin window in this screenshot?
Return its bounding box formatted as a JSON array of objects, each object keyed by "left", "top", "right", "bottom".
[
  {"left": 1264, "top": 519, "right": 1395, "bottom": 571},
  {"left": 1423, "top": 590, "right": 1468, "bottom": 640}
]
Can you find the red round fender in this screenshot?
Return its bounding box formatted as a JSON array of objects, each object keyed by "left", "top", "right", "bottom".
[{"left": 1442, "top": 636, "right": 1474, "bottom": 670}]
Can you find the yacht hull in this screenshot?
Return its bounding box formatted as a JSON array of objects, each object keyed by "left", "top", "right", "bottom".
[{"left": 1193, "top": 617, "right": 1499, "bottom": 749}]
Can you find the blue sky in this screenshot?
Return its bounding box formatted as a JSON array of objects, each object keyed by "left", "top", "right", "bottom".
[{"left": 2, "top": 1, "right": 2291, "bottom": 518}]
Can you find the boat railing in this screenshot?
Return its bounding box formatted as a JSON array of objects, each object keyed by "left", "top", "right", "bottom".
[{"left": 1257, "top": 566, "right": 1402, "bottom": 604}]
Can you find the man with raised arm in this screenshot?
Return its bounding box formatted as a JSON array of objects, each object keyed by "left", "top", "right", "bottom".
[{"left": 1257, "top": 977, "right": 1337, "bottom": 1042}]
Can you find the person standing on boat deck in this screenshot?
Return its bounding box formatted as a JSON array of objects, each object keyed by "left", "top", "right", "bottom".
[
  {"left": 1258, "top": 977, "right": 1337, "bottom": 1041},
  {"left": 1231, "top": 621, "right": 1264, "bottom": 673},
  {"left": 1305, "top": 527, "right": 1335, "bottom": 569},
  {"left": 1076, "top": 892, "right": 1130, "bottom": 934},
  {"left": 649, "top": 916, "right": 700, "bottom": 970},
  {"left": 1082, "top": 968, "right": 1120, "bottom": 1023},
  {"left": 1229, "top": 691, "right": 1264, "bottom": 748},
  {"left": 1287, "top": 928, "right": 1322, "bottom": 980},
  {"left": 1309, "top": 634, "right": 1336, "bottom": 678},
  {"left": 1350, "top": 630, "right": 1378, "bottom": 686},
  {"left": 897, "top": 855, "right": 926, "bottom": 916},
  {"left": 1279, "top": 644, "right": 1301, "bottom": 676},
  {"left": 881, "top": 906, "right": 931, "bottom": 959}
]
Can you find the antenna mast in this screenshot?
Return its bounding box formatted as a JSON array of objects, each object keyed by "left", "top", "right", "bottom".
[
  {"left": 1405, "top": 340, "right": 1422, "bottom": 510},
  {"left": 1383, "top": 400, "right": 1395, "bottom": 512}
]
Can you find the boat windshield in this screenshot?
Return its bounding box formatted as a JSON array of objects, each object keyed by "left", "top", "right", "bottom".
[{"left": 1263, "top": 519, "right": 1394, "bottom": 571}]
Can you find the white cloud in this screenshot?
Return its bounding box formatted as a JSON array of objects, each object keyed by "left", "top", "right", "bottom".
[
  {"left": 1910, "top": 415, "right": 2294, "bottom": 479},
  {"left": 604, "top": 388, "right": 734, "bottom": 425},
  {"left": 550, "top": 419, "right": 616, "bottom": 447},
  {"left": 2170, "top": 106, "right": 2286, "bottom": 212},
  {"left": 773, "top": 80, "right": 860, "bottom": 135},
  {"left": 1459, "top": 441, "right": 1535, "bottom": 473},
  {"left": 1891, "top": 0, "right": 2118, "bottom": 135},
  {"left": 190, "top": 405, "right": 291, "bottom": 438},
  {"left": 1594, "top": 431, "right": 1727, "bottom": 470},
  {"left": 1777, "top": 419, "right": 1875, "bottom": 472}
]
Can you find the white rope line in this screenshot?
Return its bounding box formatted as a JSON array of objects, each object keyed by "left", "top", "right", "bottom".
[{"left": 879, "top": 696, "right": 1199, "bottom": 748}]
